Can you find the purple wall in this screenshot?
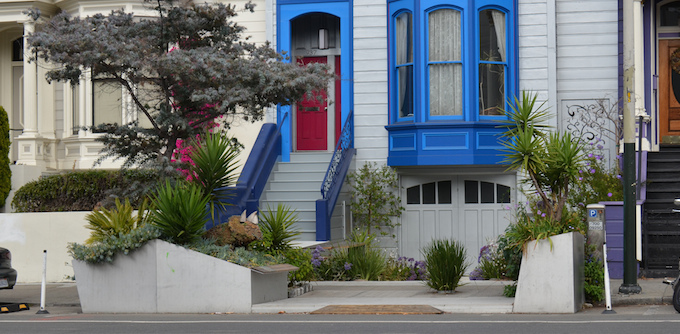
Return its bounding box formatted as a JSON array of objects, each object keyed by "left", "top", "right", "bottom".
[{"left": 601, "top": 201, "right": 641, "bottom": 279}]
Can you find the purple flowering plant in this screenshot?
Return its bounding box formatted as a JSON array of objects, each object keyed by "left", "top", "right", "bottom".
[{"left": 469, "top": 238, "right": 506, "bottom": 280}]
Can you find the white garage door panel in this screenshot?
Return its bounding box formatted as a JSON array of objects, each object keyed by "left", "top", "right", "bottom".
[
  {"left": 422, "top": 210, "right": 437, "bottom": 242},
  {"left": 481, "top": 209, "right": 497, "bottom": 245},
  {"left": 403, "top": 210, "right": 421, "bottom": 259},
  {"left": 464, "top": 209, "right": 479, "bottom": 264},
  {"left": 438, "top": 210, "right": 454, "bottom": 239}
]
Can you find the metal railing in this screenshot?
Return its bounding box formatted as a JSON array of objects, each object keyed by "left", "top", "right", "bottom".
[{"left": 316, "top": 110, "right": 355, "bottom": 240}]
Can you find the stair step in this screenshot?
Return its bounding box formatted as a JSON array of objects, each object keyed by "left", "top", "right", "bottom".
[
  {"left": 267, "top": 181, "right": 322, "bottom": 191},
  {"left": 289, "top": 152, "right": 333, "bottom": 163},
  {"left": 272, "top": 171, "right": 327, "bottom": 181},
  {"left": 263, "top": 190, "right": 321, "bottom": 201},
  {"left": 275, "top": 162, "right": 331, "bottom": 172}
]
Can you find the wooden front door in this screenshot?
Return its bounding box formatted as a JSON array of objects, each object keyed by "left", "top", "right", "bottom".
[
  {"left": 659, "top": 39, "right": 680, "bottom": 141},
  {"left": 296, "top": 57, "right": 328, "bottom": 151}
]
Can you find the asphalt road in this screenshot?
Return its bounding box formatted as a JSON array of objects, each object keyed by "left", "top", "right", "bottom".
[{"left": 2, "top": 305, "right": 680, "bottom": 334}]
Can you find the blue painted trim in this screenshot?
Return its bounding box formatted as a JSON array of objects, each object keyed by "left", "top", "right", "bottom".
[
  {"left": 390, "top": 133, "right": 417, "bottom": 151},
  {"left": 476, "top": 131, "right": 503, "bottom": 149},
  {"left": 422, "top": 132, "right": 469, "bottom": 150},
  {"left": 277, "top": 0, "right": 353, "bottom": 157}
]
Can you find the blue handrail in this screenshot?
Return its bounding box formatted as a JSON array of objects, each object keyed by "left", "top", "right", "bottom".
[
  {"left": 316, "top": 110, "right": 355, "bottom": 240},
  {"left": 207, "top": 113, "right": 288, "bottom": 229}
]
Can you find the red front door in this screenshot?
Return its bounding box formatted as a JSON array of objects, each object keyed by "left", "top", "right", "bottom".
[{"left": 297, "top": 57, "right": 328, "bottom": 150}]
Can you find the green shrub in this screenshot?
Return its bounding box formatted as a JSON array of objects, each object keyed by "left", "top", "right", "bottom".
[
  {"left": 422, "top": 239, "right": 469, "bottom": 292},
  {"left": 68, "top": 224, "right": 162, "bottom": 264},
  {"left": 148, "top": 180, "right": 210, "bottom": 245},
  {"left": 584, "top": 249, "right": 605, "bottom": 303},
  {"left": 283, "top": 247, "right": 314, "bottom": 284},
  {"left": 11, "top": 169, "right": 158, "bottom": 212},
  {"left": 0, "top": 106, "right": 10, "bottom": 209},
  {"left": 84, "top": 198, "right": 150, "bottom": 244}
]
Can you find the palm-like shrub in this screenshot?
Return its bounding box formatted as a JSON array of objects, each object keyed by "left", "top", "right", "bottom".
[
  {"left": 148, "top": 180, "right": 210, "bottom": 244},
  {"left": 84, "top": 198, "right": 149, "bottom": 244},
  {"left": 423, "top": 239, "right": 469, "bottom": 292},
  {"left": 188, "top": 132, "right": 240, "bottom": 219},
  {"left": 256, "top": 204, "right": 301, "bottom": 253}
]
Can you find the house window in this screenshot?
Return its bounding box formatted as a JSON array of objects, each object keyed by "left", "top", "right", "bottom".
[
  {"left": 479, "top": 9, "right": 506, "bottom": 116},
  {"left": 388, "top": 0, "right": 514, "bottom": 123},
  {"left": 428, "top": 8, "right": 462, "bottom": 117},
  {"left": 406, "top": 180, "right": 453, "bottom": 205},
  {"left": 92, "top": 79, "right": 122, "bottom": 127},
  {"left": 395, "top": 11, "right": 414, "bottom": 118}
]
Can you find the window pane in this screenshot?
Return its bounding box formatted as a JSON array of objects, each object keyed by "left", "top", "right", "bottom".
[
  {"left": 497, "top": 184, "right": 511, "bottom": 203},
  {"left": 407, "top": 185, "right": 420, "bottom": 204},
  {"left": 398, "top": 65, "right": 414, "bottom": 117},
  {"left": 479, "top": 10, "right": 505, "bottom": 62},
  {"left": 93, "top": 80, "right": 122, "bottom": 126},
  {"left": 661, "top": 3, "right": 680, "bottom": 26},
  {"left": 428, "top": 9, "right": 462, "bottom": 117},
  {"left": 396, "top": 12, "right": 413, "bottom": 65},
  {"left": 479, "top": 63, "right": 504, "bottom": 115},
  {"left": 429, "top": 9, "right": 461, "bottom": 62},
  {"left": 465, "top": 180, "right": 478, "bottom": 204},
  {"left": 438, "top": 181, "right": 452, "bottom": 204},
  {"left": 422, "top": 182, "right": 436, "bottom": 204},
  {"left": 481, "top": 181, "right": 495, "bottom": 203},
  {"left": 430, "top": 63, "right": 462, "bottom": 116},
  {"left": 396, "top": 12, "right": 413, "bottom": 118}
]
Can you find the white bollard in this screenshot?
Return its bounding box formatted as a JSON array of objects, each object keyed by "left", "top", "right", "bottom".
[
  {"left": 602, "top": 243, "right": 616, "bottom": 314},
  {"left": 37, "top": 250, "right": 49, "bottom": 314}
]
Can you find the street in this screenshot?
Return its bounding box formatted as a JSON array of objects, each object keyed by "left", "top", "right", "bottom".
[{"left": 1, "top": 305, "right": 680, "bottom": 334}]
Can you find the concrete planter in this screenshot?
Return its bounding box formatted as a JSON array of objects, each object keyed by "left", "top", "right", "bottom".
[
  {"left": 513, "top": 232, "right": 585, "bottom": 313},
  {"left": 73, "top": 239, "right": 292, "bottom": 313}
]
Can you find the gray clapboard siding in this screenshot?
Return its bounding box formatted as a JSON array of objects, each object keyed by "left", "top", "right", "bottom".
[{"left": 353, "top": 0, "right": 389, "bottom": 164}]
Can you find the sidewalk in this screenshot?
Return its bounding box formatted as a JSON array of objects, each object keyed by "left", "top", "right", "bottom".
[{"left": 0, "top": 277, "right": 675, "bottom": 315}]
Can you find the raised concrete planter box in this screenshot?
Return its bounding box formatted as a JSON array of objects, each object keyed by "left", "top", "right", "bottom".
[
  {"left": 73, "top": 239, "right": 292, "bottom": 313},
  {"left": 513, "top": 232, "right": 585, "bottom": 313}
]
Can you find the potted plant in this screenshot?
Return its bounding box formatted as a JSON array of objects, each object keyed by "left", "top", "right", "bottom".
[{"left": 498, "top": 92, "right": 586, "bottom": 313}]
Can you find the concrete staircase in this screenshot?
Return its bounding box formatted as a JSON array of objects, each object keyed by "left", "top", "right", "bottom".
[{"left": 260, "top": 152, "right": 333, "bottom": 241}]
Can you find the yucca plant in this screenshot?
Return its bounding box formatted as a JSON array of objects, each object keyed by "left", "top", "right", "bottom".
[
  {"left": 256, "top": 204, "right": 301, "bottom": 253},
  {"left": 422, "top": 239, "right": 469, "bottom": 292},
  {"left": 148, "top": 180, "right": 210, "bottom": 245},
  {"left": 188, "top": 132, "right": 240, "bottom": 220},
  {"left": 84, "top": 198, "right": 150, "bottom": 244}
]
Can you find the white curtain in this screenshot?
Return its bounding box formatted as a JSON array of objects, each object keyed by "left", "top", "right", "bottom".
[
  {"left": 491, "top": 10, "right": 506, "bottom": 62},
  {"left": 429, "top": 9, "right": 462, "bottom": 116},
  {"left": 396, "top": 13, "right": 412, "bottom": 117}
]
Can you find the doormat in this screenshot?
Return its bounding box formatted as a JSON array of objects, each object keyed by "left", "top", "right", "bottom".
[{"left": 310, "top": 305, "right": 443, "bottom": 315}]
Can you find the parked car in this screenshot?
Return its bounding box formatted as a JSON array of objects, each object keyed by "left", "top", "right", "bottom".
[{"left": 0, "top": 247, "right": 17, "bottom": 289}]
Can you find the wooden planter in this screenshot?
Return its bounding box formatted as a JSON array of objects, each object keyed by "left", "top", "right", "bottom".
[
  {"left": 513, "top": 232, "right": 585, "bottom": 313},
  {"left": 73, "top": 239, "right": 295, "bottom": 313}
]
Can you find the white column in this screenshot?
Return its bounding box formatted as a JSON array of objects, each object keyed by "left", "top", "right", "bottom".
[
  {"left": 15, "top": 19, "right": 45, "bottom": 167},
  {"left": 634, "top": 0, "right": 646, "bottom": 117},
  {"left": 21, "top": 20, "right": 38, "bottom": 137}
]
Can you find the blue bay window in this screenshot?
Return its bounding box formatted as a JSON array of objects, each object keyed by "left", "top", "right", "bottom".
[{"left": 387, "top": 0, "right": 516, "bottom": 166}]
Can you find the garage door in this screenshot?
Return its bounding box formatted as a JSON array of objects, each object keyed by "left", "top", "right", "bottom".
[{"left": 399, "top": 174, "right": 515, "bottom": 268}]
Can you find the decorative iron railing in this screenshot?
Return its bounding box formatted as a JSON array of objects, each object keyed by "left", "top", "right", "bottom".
[{"left": 321, "top": 110, "right": 354, "bottom": 199}]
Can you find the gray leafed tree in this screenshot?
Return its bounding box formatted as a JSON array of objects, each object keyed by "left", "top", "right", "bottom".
[{"left": 26, "top": 0, "right": 331, "bottom": 169}]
